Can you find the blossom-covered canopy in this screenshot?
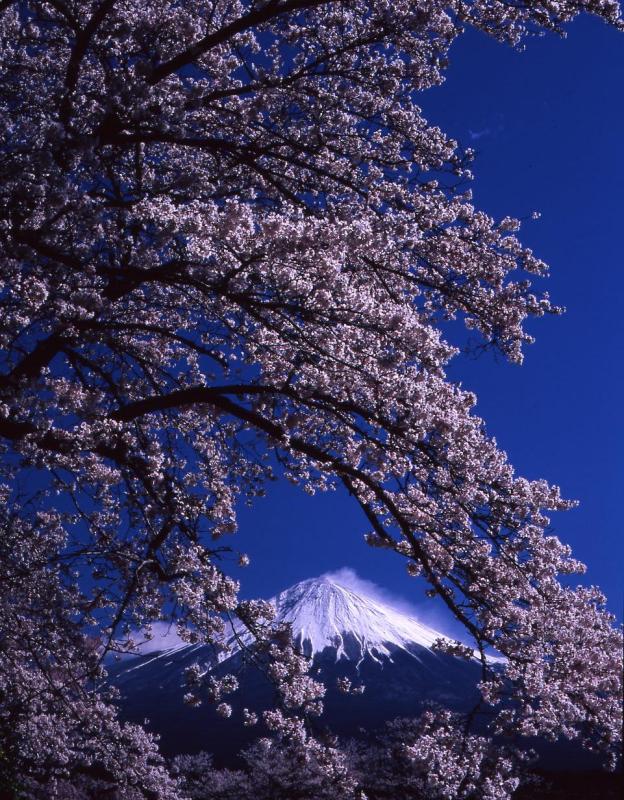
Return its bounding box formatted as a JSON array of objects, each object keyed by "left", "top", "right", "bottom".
[{"left": 0, "top": 1, "right": 621, "bottom": 797}]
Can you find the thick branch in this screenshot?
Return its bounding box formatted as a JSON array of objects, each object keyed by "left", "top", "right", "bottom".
[
  {"left": 148, "top": 0, "right": 330, "bottom": 84},
  {"left": 0, "top": 332, "right": 69, "bottom": 390},
  {"left": 66, "top": 1, "right": 117, "bottom": 92}
]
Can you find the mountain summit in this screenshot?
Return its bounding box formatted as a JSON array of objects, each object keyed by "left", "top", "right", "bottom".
[{"left": 263, "top": 575, "right": 445, "bottom": 661}]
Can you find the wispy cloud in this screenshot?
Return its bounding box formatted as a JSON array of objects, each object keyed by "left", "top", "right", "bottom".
[
  {"left": 323, "top": 567, "right": 419, "bottom": 615},
  {"left": 322, "top": 567, "right": 469, "bottom": 641},
  {"left": 468, "top": 127, "right": 492, "bottom": 141},
  {"left": 468, "top": 114, "right": 505, "bottom": 143}
]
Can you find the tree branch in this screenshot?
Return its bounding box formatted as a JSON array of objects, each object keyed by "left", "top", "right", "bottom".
[{"left": 148, "top": 0, "right": 330, "bottom": 84}]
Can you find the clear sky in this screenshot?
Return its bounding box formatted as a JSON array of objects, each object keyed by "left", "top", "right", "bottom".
[{"left": 230, "top": 17, "right": 624, "bottom": 625}]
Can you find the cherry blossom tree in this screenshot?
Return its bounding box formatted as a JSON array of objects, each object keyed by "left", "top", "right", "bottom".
[
  {"left": 0, "top": 0, "right": 622, "bottom": 795},
  {"left": 0, "top": 498, "right": 180, "bottom": 798},
  {"left": 172, "top": 711, "right": 524, "bottom": 800}
]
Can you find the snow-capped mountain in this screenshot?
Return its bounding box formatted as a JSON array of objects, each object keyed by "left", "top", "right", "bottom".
[{"left": 111, "top": 575, "right": 484, "bottom": 760}]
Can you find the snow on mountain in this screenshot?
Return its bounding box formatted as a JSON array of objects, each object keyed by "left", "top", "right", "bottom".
[{"left": 267, "top": 575, "right": 445, "bottom": 662}]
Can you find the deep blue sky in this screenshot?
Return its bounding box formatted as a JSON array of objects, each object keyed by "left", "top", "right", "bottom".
[{"left": 230, "top": 17, "right": 624, "bottom": 625}]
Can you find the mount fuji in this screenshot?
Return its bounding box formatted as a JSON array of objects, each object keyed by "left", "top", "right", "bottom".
[{"left": 110, "top": 575, "right": 485, "bottom": 760}]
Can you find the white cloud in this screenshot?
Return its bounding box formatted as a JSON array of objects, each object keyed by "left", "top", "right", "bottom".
[
  {"left": 322, "top": 566, "right": 471, "bottom": 642},
  {"left": 322, "top": 567, "right": 419, "bottom": 615}
]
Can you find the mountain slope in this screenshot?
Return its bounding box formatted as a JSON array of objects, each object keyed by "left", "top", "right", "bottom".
[{"left": 110, "top": 575, "right": 484, "bottom": 759}]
